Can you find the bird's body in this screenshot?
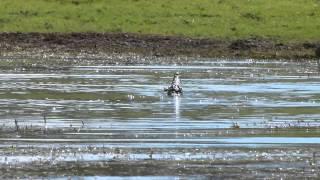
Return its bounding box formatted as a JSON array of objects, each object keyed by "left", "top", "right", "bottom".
[{"left": 164, "top": 72, "right": 183, "bottom": 96}]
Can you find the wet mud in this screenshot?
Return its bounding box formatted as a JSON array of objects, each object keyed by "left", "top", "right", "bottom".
[{"left": 0, "top": 32, "right": 319, "bottom": 61}]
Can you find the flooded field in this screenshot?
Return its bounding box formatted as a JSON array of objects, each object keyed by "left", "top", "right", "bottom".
[{"left": 1, "top": 57, "right": 320, "bottom": 179}]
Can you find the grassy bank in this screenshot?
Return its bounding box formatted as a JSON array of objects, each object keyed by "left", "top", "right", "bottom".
[{"left": 0, "top": 0, "right": 319, "bottom": 42}]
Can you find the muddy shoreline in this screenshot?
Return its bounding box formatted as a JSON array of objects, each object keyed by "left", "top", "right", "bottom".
[{"left": 0, "top": 33, "right": 319, "bottom": 63}]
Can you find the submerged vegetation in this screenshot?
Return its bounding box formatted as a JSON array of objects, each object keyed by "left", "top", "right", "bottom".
[{"left": 0, "top": 0, "right": 319, "bottom": 41}]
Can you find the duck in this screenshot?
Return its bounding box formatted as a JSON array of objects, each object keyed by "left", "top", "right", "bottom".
[{"left": 164, "top": 72, "right": 183, "bottom": 96}]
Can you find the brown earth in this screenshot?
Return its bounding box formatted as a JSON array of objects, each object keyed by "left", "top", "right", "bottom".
[{"left": 0, "top": 32, "right": 319, "bottom": 60}]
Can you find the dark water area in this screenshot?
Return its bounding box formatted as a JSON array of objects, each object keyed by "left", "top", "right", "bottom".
[{"left": 1, "top": 59, "right": 320, "bottom": 179}]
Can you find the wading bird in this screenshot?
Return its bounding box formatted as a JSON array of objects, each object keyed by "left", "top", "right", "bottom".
[{"left": 164, "top": 72, "right": 183, "bottom": 96}]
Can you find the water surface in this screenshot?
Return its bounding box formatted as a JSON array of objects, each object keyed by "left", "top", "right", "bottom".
[{"left": 0, "top": 59, "right": 320, "bottom": 179}]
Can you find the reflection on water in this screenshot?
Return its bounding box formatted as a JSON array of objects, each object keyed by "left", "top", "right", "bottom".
[
  {"left": 174, "top": 96, "right": 180, "bottom": 120},
  {"left": 1, "top": 59, "right": 320, "bottom": 178}
]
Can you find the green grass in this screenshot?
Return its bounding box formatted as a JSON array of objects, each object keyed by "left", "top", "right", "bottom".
[{"left": 0, "top": 0, "right": 320, "bottom": 41}]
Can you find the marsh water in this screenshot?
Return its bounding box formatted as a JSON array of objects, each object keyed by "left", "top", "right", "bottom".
[{"left": 1, "top": 58, "right": 320, "bottom": 179}]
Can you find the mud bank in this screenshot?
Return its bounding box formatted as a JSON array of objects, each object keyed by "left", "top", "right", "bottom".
[{"left": 0, "top": 33, "right": 319, "bottom": 63}]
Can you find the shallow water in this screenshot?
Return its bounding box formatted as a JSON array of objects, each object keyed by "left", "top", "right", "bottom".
[{"left": 1, "top": 59, "right": 320, "bottom": 178}]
